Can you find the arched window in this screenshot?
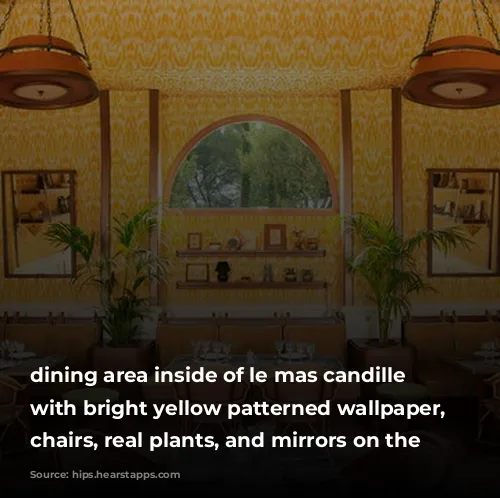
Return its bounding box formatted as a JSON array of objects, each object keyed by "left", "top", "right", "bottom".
[{"left": 168, "top": 117, "right": 334, "bottom": 210}]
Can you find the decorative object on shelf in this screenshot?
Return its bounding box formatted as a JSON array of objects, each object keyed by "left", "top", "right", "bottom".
[
  {"left": 307, "top": 237, "right": 319, "bottom": 250},
  {"left": 57, "top": 196, "right": 69, "bottom": 214},
  {"left": 439, "top": 172, "right": 450, "bottom": 187},
  {"left": 448, "top": 173, "right": 458, "bottom": 189},
  {"left": 264, "top": 224, "right": 286, "bottom": 250},
  {"left": 240, "top": 230, "right": 257, "bottom": 250},
  {"left": 0, "top": 0, "right": 98, "bottom": 109},
  {"left": 263, "top": 264, "right": 273, "bottom": 282},
  {"left": 227, "top": 235, "right": 243, "bottom": 251},
  {"left": 403, "top": 0, "right": 500, "bottom": 109},
  {"left": 187, "top": 232, "right": 202, "bottom": 250},
  {"left": 186, "top": 263, "right": 209, "bottom": 282},
  {"left": 301, "top": 269, "right": 314, "bottom": 282},
  {"left": 208, "top": 242, "right": 221, "bottom": 250},
  {"left": 432, "top": 173, "right": 441, "bottom": 187},
  {"left": 443, "top": 200, "right": 454, "bottom": 215},
  {"left": 474, "top": 200, "right": 485, "bottom": 221},
  {"left": 241, "top": 276, "right": 251, "bottom": 281},
  {"left": 292, "top": 229, "right": 307, "bottom": 250},
  {"left": 284, "top": 268, "right": 297, "bottom": 282},
  {"left": 215, "top": 261, "right": 231, "bottom": 282},
  {"left": 460, "top": 178, "right": 469, "bottom": 190}
]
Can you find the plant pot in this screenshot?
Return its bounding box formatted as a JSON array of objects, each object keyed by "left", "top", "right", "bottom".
[
  {"left": 347, "top": 338, "right": 417, "bottom": 398},
  {"left": 91, "top": 344, "right": 151, "bottom": 372}
]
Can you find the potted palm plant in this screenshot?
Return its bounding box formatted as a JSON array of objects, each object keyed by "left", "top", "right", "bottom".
[
  {"left": 46, "top": 203, "right": 168, "bottom": 371},
  {"left": 342, "top": 213, "right": 471, "bottom": 373}
]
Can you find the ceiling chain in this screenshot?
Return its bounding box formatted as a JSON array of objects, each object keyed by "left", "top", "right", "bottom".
[
  {"left": 471, "top": 0, "right": 483, "bottom": 36},
  {"left": 422, "top": 0, "right": 443, "bottom": 51},
  {"left": 478, "top": 0, "right": 500, "bottom": 46},
  {"left": 67, "top": 0, "right": 92, "bottom": 69},
  {"left": 0, "top": 0, "right": 17, "bottom": 40}
]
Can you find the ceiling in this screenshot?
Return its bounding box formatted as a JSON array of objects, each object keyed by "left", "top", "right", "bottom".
[{"left": 2, "top": 0, "right": 499, "bottom": 95}]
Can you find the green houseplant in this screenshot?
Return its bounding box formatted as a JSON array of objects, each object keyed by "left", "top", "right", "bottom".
[
  {"left": 342, "top": 213, "right": 471, "bottom": 345},
  {"left": 46, "top": 203, "right": 168, "bottom": 369}
]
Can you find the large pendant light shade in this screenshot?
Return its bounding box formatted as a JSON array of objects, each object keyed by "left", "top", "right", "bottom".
[
  {"left": 403, "top": 0, "right": 500, "bottom": 109},
  {"left": 0, "top": 35, "right": 98, "bottom": 109},
  {"left": 0, "top": 0, "right": 98, "bottom": 110}
]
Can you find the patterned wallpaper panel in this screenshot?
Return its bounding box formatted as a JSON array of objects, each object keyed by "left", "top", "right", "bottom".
[
  {"left": 0, "top": 103, "right": 101, "bottom": 303},
  {"left": 402, "top": 102, "right": 500, "bottom": 303}
]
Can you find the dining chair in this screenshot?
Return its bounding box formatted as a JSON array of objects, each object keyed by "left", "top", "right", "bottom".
[
  {"left": 477, "top": 372, "right": 500, "bottom": 443},
  {"left": 54, "top": 429, "right": 167, "bottom": 491},
  {"left": 339, "top": 430, "right": 453, "bottom": 493},
  {"left": 258, "top": 364, "right": 337, "bottom": 437},
  {"left": 173, "top": 364, "right": 250, "bottom": 437},
  {"left": 0, "top": 373, "right": 29, "bottom": 457}
]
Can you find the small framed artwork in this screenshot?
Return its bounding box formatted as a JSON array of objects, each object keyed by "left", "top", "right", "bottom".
[
  {"left": 187, "top": 232, "right": 202, "bottom": 250},
  {"left": 186, "top": 263, "right": 209, "bottom": 282},
  {"left": 264, "top": 224, "right": 287, "bottom": 250}
]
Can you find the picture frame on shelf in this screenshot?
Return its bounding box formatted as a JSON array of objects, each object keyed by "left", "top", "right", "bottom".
[
  {"left": 186, "top": 263, "right": 209, "bottom": 282},
  {"left": 187, "top": 232, "right": 202, "bottom": 250},
  {"left": 264, "top": 224, "right": 287, "bottom": 250}
]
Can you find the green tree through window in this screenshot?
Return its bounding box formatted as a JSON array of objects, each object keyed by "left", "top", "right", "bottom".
[{"left": 169, "top": 121, "right": 332, "bottom": 209}]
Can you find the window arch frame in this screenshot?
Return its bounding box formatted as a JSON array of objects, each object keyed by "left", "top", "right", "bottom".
[{"left": 164, "top": 114, "right": 339, "bottom": 215}]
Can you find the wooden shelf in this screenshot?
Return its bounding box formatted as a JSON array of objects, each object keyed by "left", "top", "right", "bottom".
[
  {"left": 176, "top": 281, "right": 327, "bottom": 290},
  {"left": 177, "top": 249, "right": 325, "bottom": 258}
]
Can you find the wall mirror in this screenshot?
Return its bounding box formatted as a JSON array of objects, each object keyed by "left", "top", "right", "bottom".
[
  {"left": 2, "top": 170, "right": 76, "bottom": 277},
  {"left": 428, "top": 169, "right": 500, "bottom": 276}
]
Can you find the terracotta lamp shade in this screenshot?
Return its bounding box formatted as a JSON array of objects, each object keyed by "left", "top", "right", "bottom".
[
  {"left": 403, "top": 36, "right": 500, "bottom": 109},
  {"left": 0, "top": 35, "right": 98, "bottom": 110}
]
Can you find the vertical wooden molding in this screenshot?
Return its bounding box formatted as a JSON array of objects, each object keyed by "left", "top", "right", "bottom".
[
  {"left": 149, "top": 89, "right": 161, "bottom": 305},
  {"left": 392, "top": 88, "right": 403, "bottom": 232},
  {"left": 341, "top": 90, "right": 354, "bottom": 306},
  {"left": 99, "top": 90, "right": 111, "bottom": 260}
]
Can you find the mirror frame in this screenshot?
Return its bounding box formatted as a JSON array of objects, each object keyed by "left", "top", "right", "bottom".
[
  {"left": 1, "top": 169, "right": 77, "bottom": 279},
  {"left": 427, "top": 168, "right": 500, "bottom": 278}
]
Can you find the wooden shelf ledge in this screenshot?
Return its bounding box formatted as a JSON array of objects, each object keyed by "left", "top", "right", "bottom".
[
  {"left": 176, "top": 281, "right": 327, "bottom": 290},
  {"left": 176, "top": 249, "right": 326, "bottom": 258}
]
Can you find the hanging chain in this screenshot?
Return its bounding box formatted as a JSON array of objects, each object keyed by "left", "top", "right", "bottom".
[
  {"left": 39, "top": 0, "right": 45, "bottom": 34},
  {"left": 422, "top": 0, "right": 443, "bottom": 51},
  {"left": 471, "top": 0, "right": 483, "bottom": 36},
  {"left": 46, "top": 0, "right": 53, "bottom": 48},
  {"left": 67, "top": 0, "right": 92, "bottom": 69},
  {"left": 478, "top": 0, "right": 500, "bottom": 46},
  {"left": 0, "top": 0, "right": 17, "bottom": 40}
]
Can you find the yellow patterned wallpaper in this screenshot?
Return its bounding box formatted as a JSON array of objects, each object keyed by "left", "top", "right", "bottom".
[
  {"left": 0, "top": 103, "right": 101, "bottom": 302},
  {"left": 351, "top": 90, "right": 392, "bottom": 303},
  {"left": 160, "top": 95, "right": 341, "bottom": 308},
  {"left": 402, "top": 102, "right": 500, "bottom": 303},
  {"left": 0, "top": 0, "right": 495, "bottom": 94},
  {"left": 0, "top": 0, "right": 499, "bottom": 307}
]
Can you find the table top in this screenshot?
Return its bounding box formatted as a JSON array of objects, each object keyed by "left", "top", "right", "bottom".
[
  {"left": 0, "top": 355, "right": 66, "bottom": 377},
  {"left": 167, "top": 354, "right": 345, "bottom": 371},
  {"left": 63, "top": 387, "right": 119, "bottom": 404},
  {"left": 377, "top": 382, "right": 428, "bottom": 400},
  {"left": 446, "top": 355, "right": 500, "bottom": 376}
]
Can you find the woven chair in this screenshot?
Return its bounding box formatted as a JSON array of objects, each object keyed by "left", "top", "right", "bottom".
[
  {"left": 173, "top": 364, "right": 250, "bottom": 437},
  {"left": 0, "top": 374, "right": 29, "bottom": 457},
  {"left": 258, "top": 364, "right": 337, "bottom": 437},
  {"left": 340, "top": 431, "right": 453, "bottom": 493},
  {"left": 477, "top": 372, "right": 500, "bottom": 443},
  {"left": 55, "top": 429, "right": 167, "bottom": 491}
]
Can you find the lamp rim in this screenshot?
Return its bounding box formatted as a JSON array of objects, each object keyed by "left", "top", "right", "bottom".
[
  {"left": 0, "top": 69, "right": 99, "bottom": 110},
  {"left": 402, "top": 68, "right": 500, "bottom": 109}
]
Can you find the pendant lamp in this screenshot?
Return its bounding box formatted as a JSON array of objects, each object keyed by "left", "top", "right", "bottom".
[
  {"left": 0, "top": 0, "right": 98, "bottom": 110},
  {"left": 403, "top": 0, "right": 500, "bottom": 109}
]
